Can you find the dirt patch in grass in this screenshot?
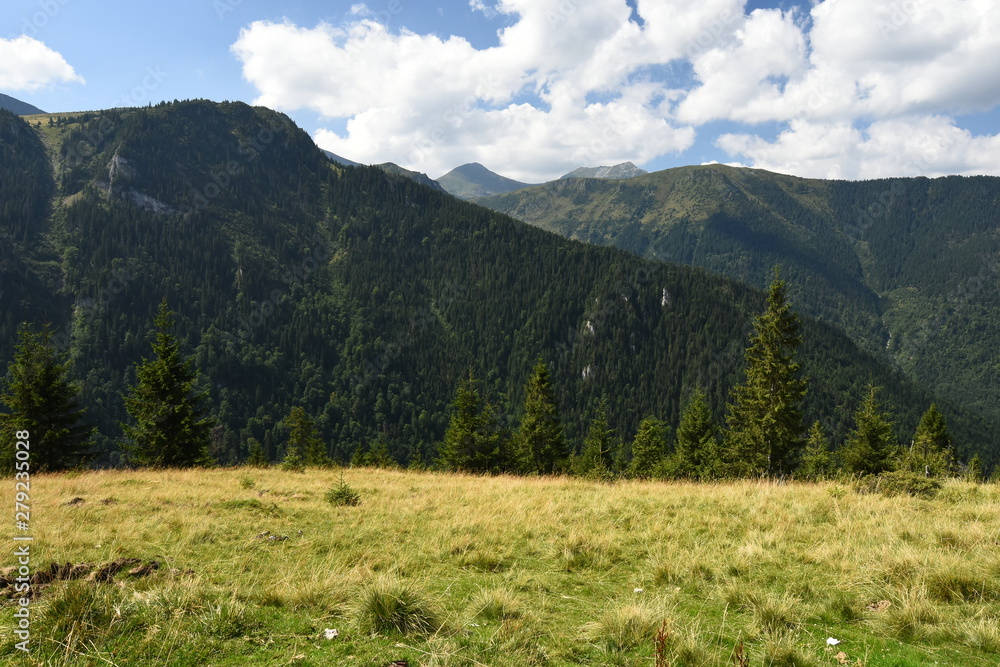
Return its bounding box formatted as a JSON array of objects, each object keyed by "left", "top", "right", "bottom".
[{"left": 0, "top": 558, "right": 170, "bottom": 599}]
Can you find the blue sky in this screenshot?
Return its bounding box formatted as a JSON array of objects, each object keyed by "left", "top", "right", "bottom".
[{"left": 3, "top": 0, "right": 999, "bottom": 182}]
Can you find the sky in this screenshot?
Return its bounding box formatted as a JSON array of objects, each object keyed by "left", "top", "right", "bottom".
[{"left": 2, "top": 0, "right": 1000, "bottom": 183}]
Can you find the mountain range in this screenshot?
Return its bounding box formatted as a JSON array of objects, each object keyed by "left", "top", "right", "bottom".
[
  {"left": 3, "top": 101, "right": 989, "bottom": 468},
  {"left": 321, "top": 147, "right": 648, "bottom": 200},
  {"left": 478, "top": 165, "right": 1000, "bottom": 428}
]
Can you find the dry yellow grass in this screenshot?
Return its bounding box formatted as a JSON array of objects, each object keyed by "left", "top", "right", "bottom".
[{"left": 2, "top": 468, "right": 1000, "bottom": 665}]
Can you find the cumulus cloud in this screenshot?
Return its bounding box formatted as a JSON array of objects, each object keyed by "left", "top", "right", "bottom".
[
  {"left": 720, "top": 116, "right": 1000, "bottom": 180},
  {"left": 232, "top": 0, "right": 1000, "bottom": 181},
  {"left": 700, "top": 0, "right": 1000, "bottom": 177},
  {"left": 231, "top": 0, "right": 715, "bottom": 180},
  {"left": 0, "top": 36, "right": 83, "bottom": 92}
]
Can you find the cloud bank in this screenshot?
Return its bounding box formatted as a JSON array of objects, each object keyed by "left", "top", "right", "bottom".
[
  {"left": 232, "top": 0, "right": 1000, "bottom": 181},
  {"left": 0, "top": 36, "right": 83, "bottom": 92}
]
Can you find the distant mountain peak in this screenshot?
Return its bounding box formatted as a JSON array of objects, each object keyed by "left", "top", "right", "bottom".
[
  {"left": 322, "top": 149, "right": 362, "bottom": 167},
  {"left": 0, "top": 93, "right": 45, "bottom": 116},
  {"left": 376, "top": 162, "right": 445, "bottom": 192},
  {"left": 560, "top": 162, "right": 647, "bottom": 180},
  {"left": 436, "top": 162, "right": 534, "bottom": 199}
]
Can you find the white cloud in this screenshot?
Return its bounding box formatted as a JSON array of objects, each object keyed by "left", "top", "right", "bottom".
[
  {"left": 231, "top": 1, "right": 717, "bottom": 181},
  {"left": 232, "top": 0, "right": 1000, "bottom": 181},
  {"left": 711, "top": 0, "right": 1000, "bottom": 178},
  {"left": 675, "top": 8, "right": 806, "bottom": 124},
  {"left": 718, "top": 116, "right": 1000, "bottom": 180},
  {"left": 0, "top": 36, "right": 83, "bottom": 92}
]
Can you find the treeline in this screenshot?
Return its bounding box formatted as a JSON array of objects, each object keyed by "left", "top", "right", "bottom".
[
  {"left": 0, "top": 278, "right": 977, "bottom": 485},
  {"left": 0, "top": 101, "right": 996, "bottom": 474},
  {"left": 431, "top": 276, "right": 976, "bottom": 483}
]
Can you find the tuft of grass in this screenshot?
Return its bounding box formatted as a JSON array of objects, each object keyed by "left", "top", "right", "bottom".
[
  {"left": 962, "top": 617, "right": 1000, "bottom": 654},
  {"left": 820, "top": 590, "right": 862, "bottom": 623},
  {"left": 201, "top": 598, "right": 261, "bottom": 639},
  {"left": 927, "top": 569, "right": 994, "bottom": 602},
  {"left": 553, "top": 533, "right": 620, "bottom": 571},
  {"left": 239, "top": 476, "right": 256, "bottom": 490},
  {"left": 354, "top": 575, "right": 440, "bottom": 636},
  {"left": 582, "top": 601, "right": 664, "bottom": 651},
  {"left": 726, "top": 586, "right": 801, "bottom": 637},
  {"left": 467, "top": 586, "right": 523, "bottom": 622},
  {"left": 876, "top": 592, "right": 943, "bottom": 641},
  {"left": 667, "top": 624, "right": 715, "bottom": 667},
  {"left": 761, "top": 634, "right": 818, "bottom": 667}
]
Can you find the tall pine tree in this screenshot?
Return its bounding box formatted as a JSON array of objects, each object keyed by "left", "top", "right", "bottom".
[
  {"left": 670, "top": 389, "right": 720, "bottom": 480},
  {"left": 0, "top": 324, "right": 95, "bottom": 472},
  {"left": 798, "top": 421, "right": 834, "bottom": 481},
  {"left": 903, "top": 404, "right": 953, "bottom": 477},
  {"left": 282, "top": 406, "right": 329, "bottom": 470},
  {"left": 724, "top": 271, "right": 808, "bottom": 476},
  {"left": 438, "top": 368, "right": 505, "bottom": 473},
  {"left": 628, "top": 415, "right": 669, "bottom": 479},
  {"left": 514, "top": 359, "right": 565, "bottom": 475},
  {"left": 121, "top": 302, "right": 215, "bottom": 467},
  {"left": 575, "top": 399, "right": 615, "bottom": 479},
  {"left": 840, "top": 383, "right": 898, "bottom": 476}
]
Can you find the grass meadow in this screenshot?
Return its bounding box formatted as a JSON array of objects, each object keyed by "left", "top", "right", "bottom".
[{"left": 3, "top": 467, "right": 1000, "bottom": 666}]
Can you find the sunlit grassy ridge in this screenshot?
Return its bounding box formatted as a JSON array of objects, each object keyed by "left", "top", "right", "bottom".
[{"left": 3, "top": 467, "right": 1000, "bottom": 665}]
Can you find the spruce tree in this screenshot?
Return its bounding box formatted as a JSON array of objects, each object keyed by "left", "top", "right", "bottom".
[
  {"left": 438, "top": 369, "right": 504, "bottom": 473},
  {"left": 967, "top": 454, "right": 984, "bottom": 484},
  {"left": 670, "top": 389, "right": 720, "bottom": 480},
  {"left": 283, "top": 406, "right": 329, "bottom": 469},
  {"left": 246, "top": 438, "right": 269, "bottom": 467},
  {"left": 839, "top": 384, "right": 897, "bottom": 476},
  {"left": 903, "top": 404, "right": 953, "bottom": 477},
  {"left": 0, "top": 324, "right": 95, "bottom": 472},
  {"left": 724, "top": 271, "right": 808, "bottom": 476},
  {"left": 798, "top": 421, "right": 834, "bottom": 481},
  {"left": 121, "top": 302, "right": 214, "bottom": 467},
  {"left": 575, "top": 399, "right": 615, "bottom": 479},
  {"left": 514, "top": 359, "right": 565, "bottom": 475},
  {"left": 628, "top": 415, "right": 669, "bottom": 479}
]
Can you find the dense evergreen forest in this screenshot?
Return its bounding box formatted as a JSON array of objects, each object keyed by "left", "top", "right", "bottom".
[
  {"left": 480, "top": 167, "right": 1000, "bottom": 424},
  {"left": 0, "top": 103, "right": 995, "bottom": 472}
]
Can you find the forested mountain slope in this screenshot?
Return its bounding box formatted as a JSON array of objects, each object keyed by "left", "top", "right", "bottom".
[
  {"left": 479, "top": 166, "right": 1000, "bottom": 424},
  {"left": 0, "top": 104, "right": 993, "bottom": 466}
]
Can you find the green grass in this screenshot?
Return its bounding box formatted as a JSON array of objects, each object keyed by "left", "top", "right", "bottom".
[{"left": 3, "top": 468, "right": 1000, "bottom": 665}]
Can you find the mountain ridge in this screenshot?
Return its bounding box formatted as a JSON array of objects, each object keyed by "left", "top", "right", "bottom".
[
  {"left": 478, "top": 163, "right": 1000, "bottom": 425},
  {"left": 436, "top": 162, "right": 534, "bottom": 199},
  {"left": 1, "top": 102, "right": 994, "bottom": 467},
  {"left": 0, "top": 93, "right": 45, "bottom": 115},
  {"left": 561, "top": 161, "right": 648, "bottom": 180}
]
